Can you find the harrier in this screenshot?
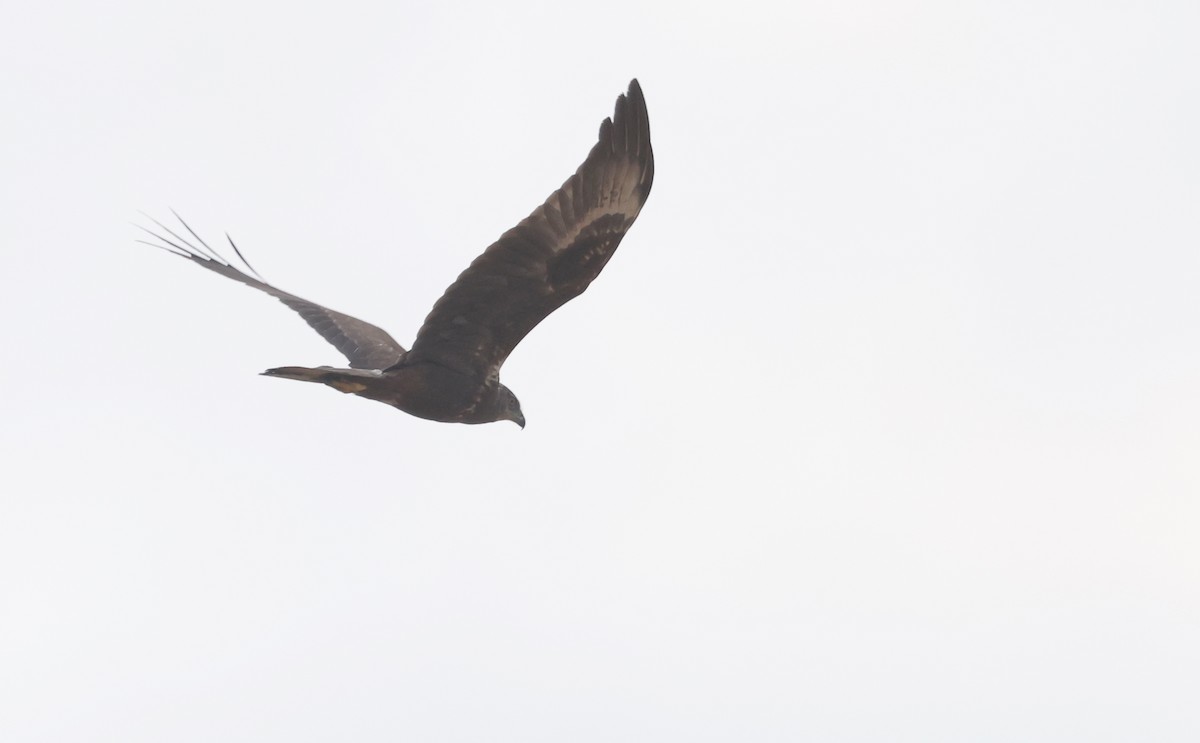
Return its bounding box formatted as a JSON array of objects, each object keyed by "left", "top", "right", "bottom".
[{"left": 142, "top": 80, "right": 654, "bottom": 428}]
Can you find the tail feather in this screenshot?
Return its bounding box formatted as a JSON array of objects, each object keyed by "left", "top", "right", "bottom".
[
  {"left": 262, "top": 365, "right": 382, "bottom": 395},
  {"left": 261, "top": 365, "right": 336, "bottom": 383}
]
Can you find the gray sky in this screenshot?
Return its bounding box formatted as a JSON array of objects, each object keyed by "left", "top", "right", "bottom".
[{"left": 3, "top": 0, "right": 1198, "bottom": 740}]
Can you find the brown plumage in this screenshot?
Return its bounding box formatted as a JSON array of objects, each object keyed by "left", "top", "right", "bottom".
[{"left": 140, "top": 79, "right": 654, "bottom": 427}]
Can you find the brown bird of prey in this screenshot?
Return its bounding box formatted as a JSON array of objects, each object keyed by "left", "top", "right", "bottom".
[{"left": 142, "top": 80, "right": 653, "bottom": 428}]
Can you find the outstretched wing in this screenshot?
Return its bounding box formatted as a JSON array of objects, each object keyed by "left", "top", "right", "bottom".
[
  {"left": 402, "top": 79, "right": 654, "bottom": 379},
  {"left": 140, "top": 214, "right": 407, "bottom": 370}
]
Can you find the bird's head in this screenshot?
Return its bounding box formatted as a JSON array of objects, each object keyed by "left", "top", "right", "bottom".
[{"left": 496, "top": 384, "right": 525, "bottom": 429}]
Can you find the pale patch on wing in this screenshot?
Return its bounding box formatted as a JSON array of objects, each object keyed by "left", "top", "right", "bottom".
[{"left": 329, "top": 380, "right": 369, "bottom": 394}]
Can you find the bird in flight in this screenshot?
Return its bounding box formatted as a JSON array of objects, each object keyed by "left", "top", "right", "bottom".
[{"left": 141, "top": 79, "right": 654, "bottom": 428}]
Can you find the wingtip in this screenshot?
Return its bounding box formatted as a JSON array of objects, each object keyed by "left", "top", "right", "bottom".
[
  {"left": 613, "top": 79, "right": 650, "bottom": 166},
  {"left": 626, "top": 79, "right": 646, "bottom": 109},
  {"left": 597, "top": 115, "right": 614, "bottom": 142}
]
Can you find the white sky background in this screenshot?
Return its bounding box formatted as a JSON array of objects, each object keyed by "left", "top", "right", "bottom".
[{"left": 2, "top": 0, "right": 1198, "bottom": 740}]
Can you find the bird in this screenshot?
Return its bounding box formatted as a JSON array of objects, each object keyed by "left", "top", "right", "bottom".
[{"left": 140, "top": 79, "right": 653, "bottom": 428}]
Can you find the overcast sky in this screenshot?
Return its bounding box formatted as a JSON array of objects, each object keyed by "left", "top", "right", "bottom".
[{"left": 2, "top": 1, "right": 1198, "bottom": 740}]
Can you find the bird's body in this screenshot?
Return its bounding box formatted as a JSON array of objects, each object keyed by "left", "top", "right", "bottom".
[
  {"left": 141, "top": 80, "right": 654, "bottom": 427},
  {"left": 262, "top": 363, "right": 514, "bottom": 426}
]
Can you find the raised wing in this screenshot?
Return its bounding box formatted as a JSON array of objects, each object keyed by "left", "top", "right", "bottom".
[
  {"left": 402, "top": 79, "right": 654, "bottom": 379},
  {"left": 140, "top": 214, "right": 406, "bottom": 370}
]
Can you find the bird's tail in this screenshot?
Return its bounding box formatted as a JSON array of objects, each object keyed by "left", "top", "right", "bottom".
[
  {"left": 261, "top": 365, "right": 379, "bottom": 395},
  {"left": 261, "top": 365, "right": 335, "bottom": 383}
]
